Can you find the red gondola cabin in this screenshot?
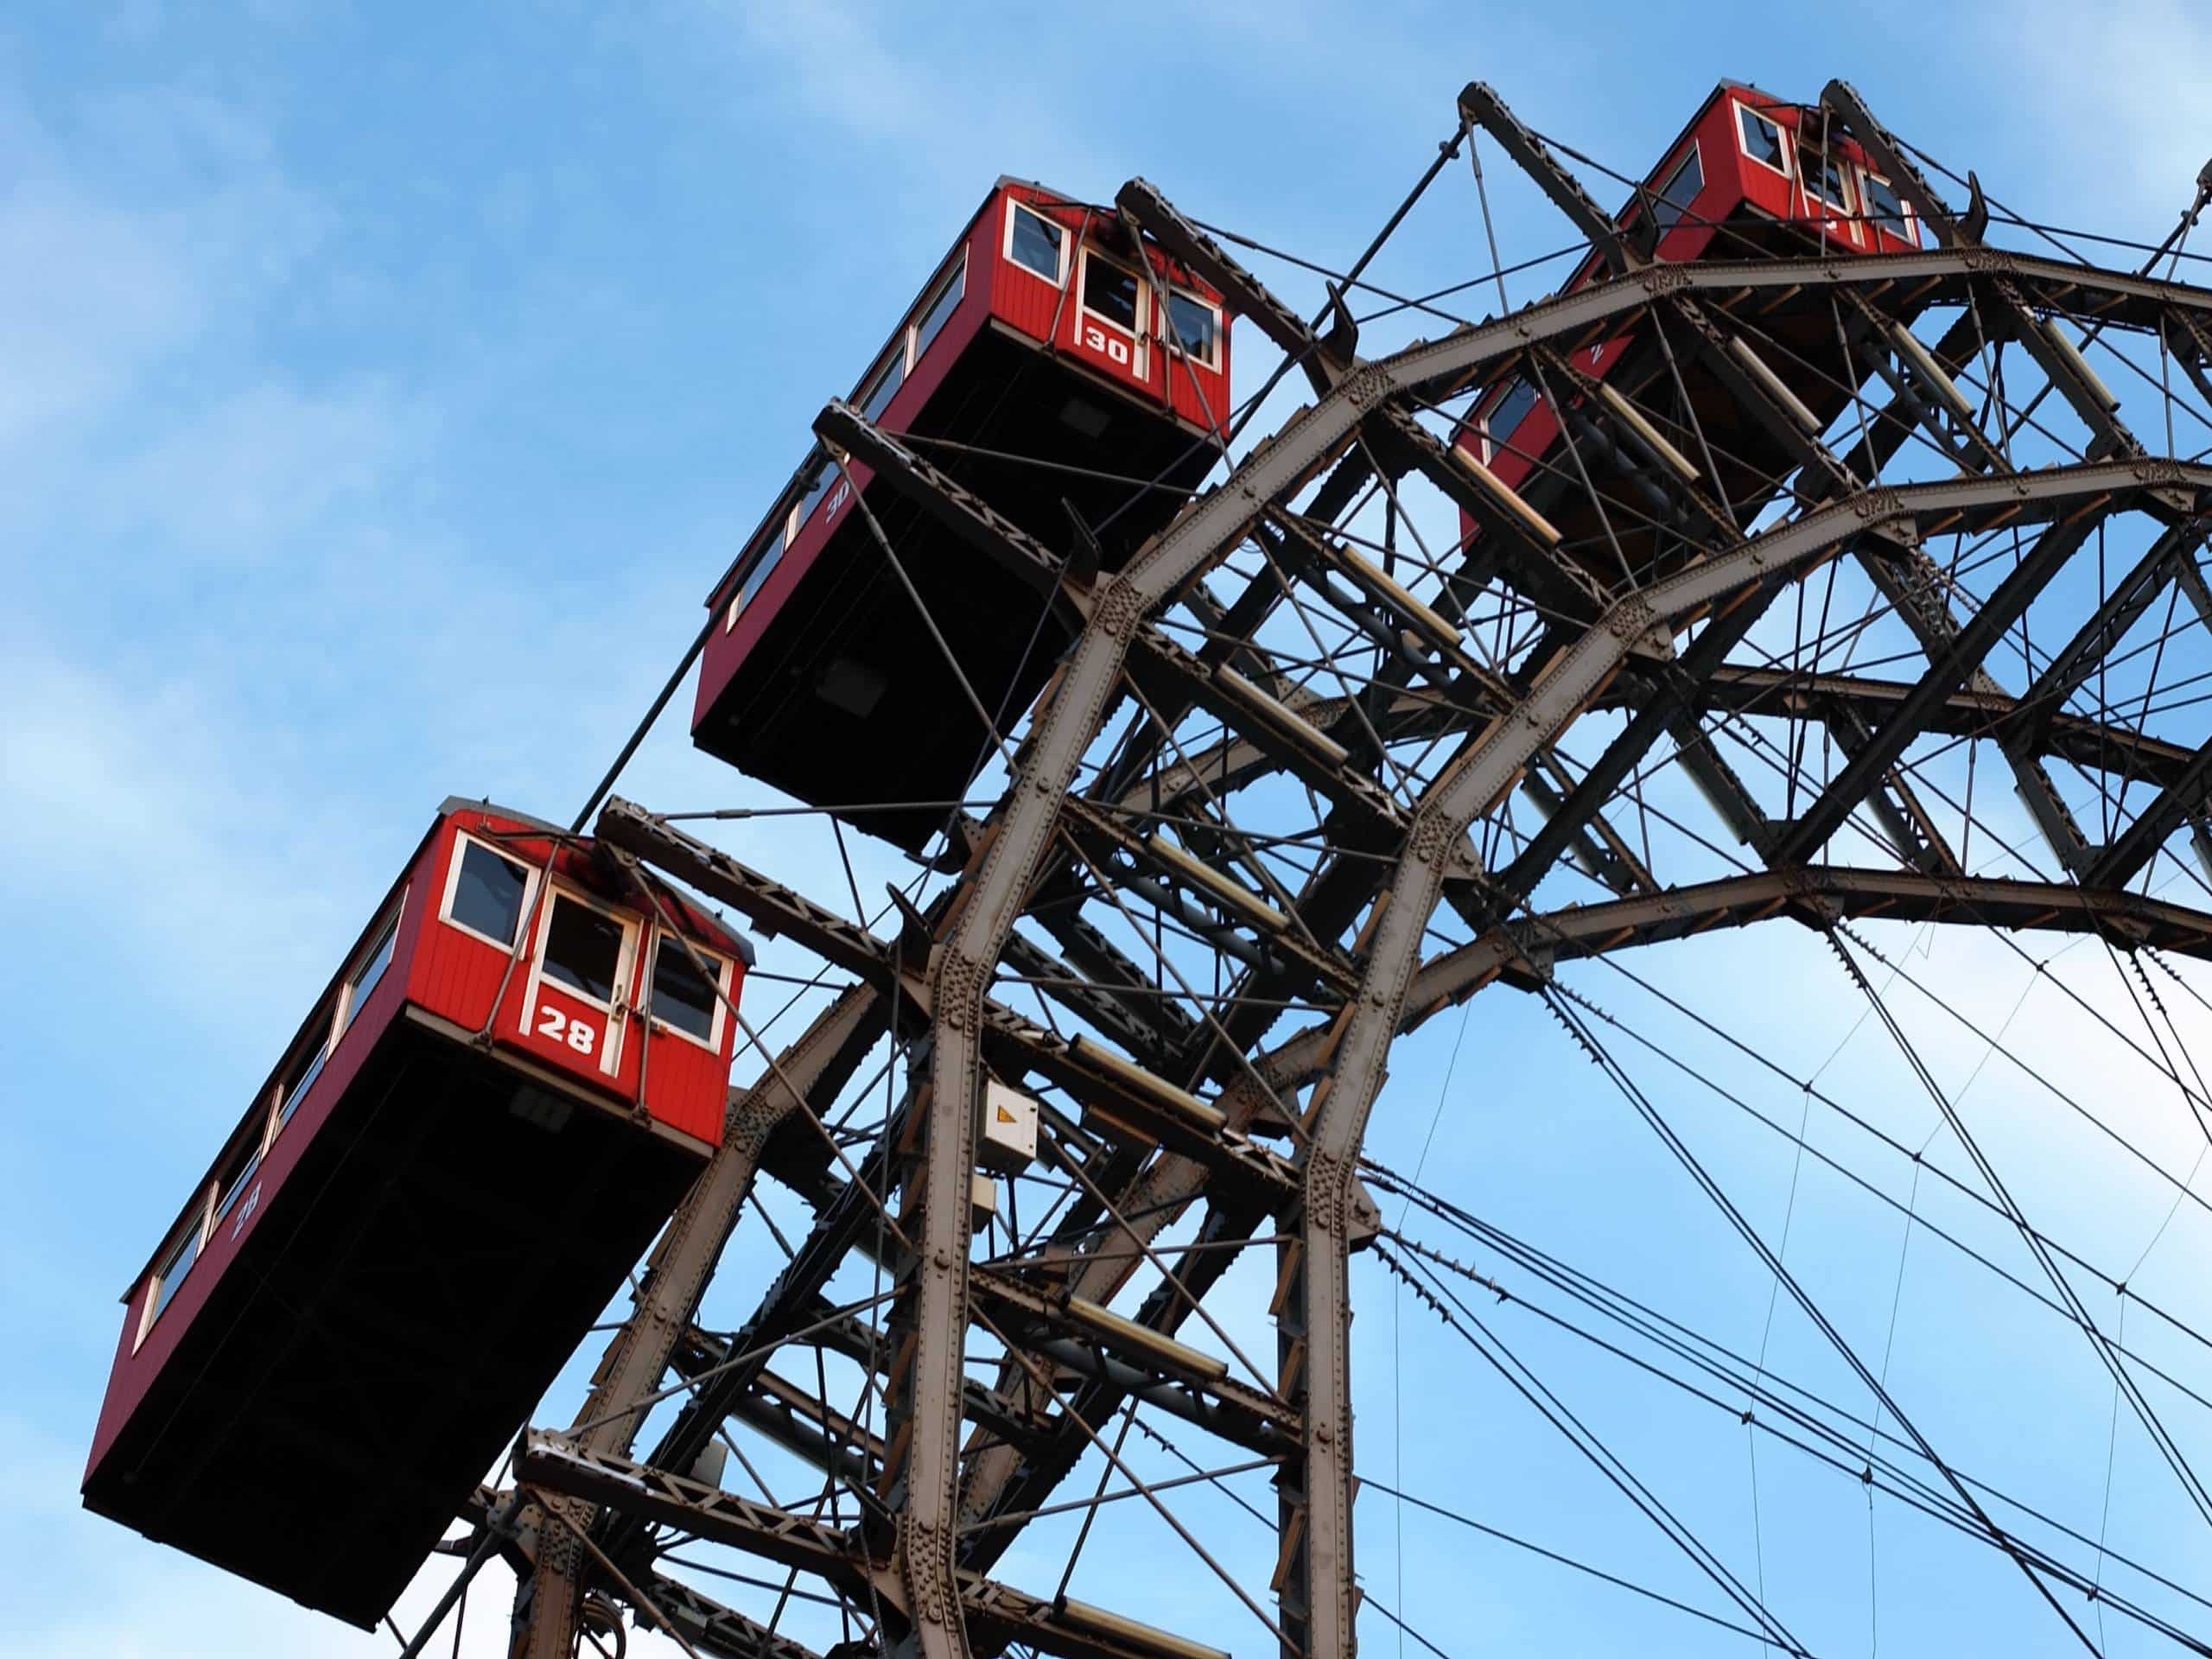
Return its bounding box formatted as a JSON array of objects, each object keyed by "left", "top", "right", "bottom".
[
  {"left": 1455, "top": 83, "right": 1924, "bottom": 584},
  {"left": 693, "top": 178, "right": 1236, "bottom": 852},
  {"left": 83, "top": 798, "right": 753, "bottom": 1629}
]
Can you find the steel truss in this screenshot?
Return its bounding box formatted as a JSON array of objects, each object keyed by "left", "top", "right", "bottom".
[{"left": 445, "top": 79, "right": 2212, "bottom": 1659}]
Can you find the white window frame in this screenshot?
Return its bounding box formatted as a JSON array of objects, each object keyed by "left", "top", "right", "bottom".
[
  {"left": 854, "top": 338, "right": 908, "bottom": 423},
  {"left": 137, "top": 1187, "right": 215, "bottom": 1349},
  {"left": 1734, "top": 101, "right": 1792, "bottom": 181},
  {"left": 439, "top": 830, "right": 542, "bottom": 954},
  {"left": 1859, "top": 167, "right": 1918, "bottom": 245},
  {"left": 1076, "top": 246, "right": 1150, "bottom": 380},
  {"left": 646, "top": 934, "right": 730, "bottom": 1053},
  {"left": 270, "top": 995, "right": 341, "bottom": 1138},
  {"left": 1002, "top": 200, "right": 1069, "bottom": 288},
  {"left": 519, "top": 880, "right": 641, "bottom": 1080},
  {"left": 335, "top": 888, "right": 406, "bottom": 1038},
  {"left": 784, "top": 460, "right": 836, "bottom": 549},
  {"left": 1481, "top": 378, "right": 1540, "bottom": 461},
  {"left": 1794, "top": 139, "right": 1858, "bottom": 232},
  {"left": 910, "top": 249, "right": 968, "bottom": 366},
  {"left": 726, "top": 530, "right": 783, "bottom": 632},
  {"left": 209, "top": 1129, "right": 262, "bottom": 1233},
  {"left": 1160, "top": 282, "right": 1224, "bottom": 371},
  {"left": 1649, "top": 142, "right": 1704, "bottom": 234}
]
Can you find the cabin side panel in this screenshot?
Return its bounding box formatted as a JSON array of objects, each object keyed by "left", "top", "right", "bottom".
[
  {"left": 989, "top": 190, "right": 1082, "bottom": 347},
  {"left": 405, "top": 821, "right": 525, "bottom": 1038},
  {"left": 86, "top": 862, "right": 424, "bottom": 1479}
]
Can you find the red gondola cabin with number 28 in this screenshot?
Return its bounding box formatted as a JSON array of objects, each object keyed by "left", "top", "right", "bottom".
[{"left": 82, "top": 798, "right": 753, "bottom": 1630}]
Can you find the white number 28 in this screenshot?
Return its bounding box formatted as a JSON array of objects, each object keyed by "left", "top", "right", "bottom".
[{"left": 536, "top": 1005, "right": 597, "bottom": 1056}]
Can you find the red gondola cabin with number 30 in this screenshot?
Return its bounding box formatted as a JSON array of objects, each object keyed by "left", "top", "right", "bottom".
[
  {"left": 692, "top": 178, "right": 1236, "bottom": 852},
  {"left": 83, "top": 798, "right": 753, "bottom": 1630}
]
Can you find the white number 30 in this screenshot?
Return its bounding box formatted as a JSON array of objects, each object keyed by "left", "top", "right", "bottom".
[
  {"left": 537, "top": 1005, "right": 597, "bottom": 1056},
  {"left": 1082, "top": 323, "right": 1131, "bottom": 365}
]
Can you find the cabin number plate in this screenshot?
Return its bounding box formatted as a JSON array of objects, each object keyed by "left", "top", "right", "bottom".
[{"left": 536, "top": 1006, "right": 598, "bottom": 1057}]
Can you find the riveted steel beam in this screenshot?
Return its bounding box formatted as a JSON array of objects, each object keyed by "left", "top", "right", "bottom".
[
  {"left": 512, "top": 983, "right": 887, "bottom": 1656},
  {"left": 1459, "top": 80, "right": 1636, "bottom": 273},
  {"left": 519, "top": 1435, "right": 1246, "bottom": 1659}
]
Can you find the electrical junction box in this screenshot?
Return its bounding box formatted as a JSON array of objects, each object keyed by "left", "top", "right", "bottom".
[{"left": 979, "top": 1079, "right": 1039, "bottom": 1173}]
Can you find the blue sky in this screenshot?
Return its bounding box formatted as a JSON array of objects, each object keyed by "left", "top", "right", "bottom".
[{"left": 9, "top": 1, "right": 2212, "bottom": 1654}]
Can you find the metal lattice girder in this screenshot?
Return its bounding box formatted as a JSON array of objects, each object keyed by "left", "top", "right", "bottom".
[
  {"left": 1822, "top": 79, "right": 2145, "bottom": 456},
  {"left": 476, "top": 99, "right": 2212, "bottom": 1659},
  {"left": 2088, "top": 737, "right": 2212, "bottom": 888},
  {"left": 517, "top": 1434, "right": 1243, "bottom": 1659},
  {"left": 1773, "top": 498, "right": 2120, "bottom": 862},
  {"left": 1117, "top": 177, "right": 1349, "bottom": 391},
  {"left": 644, "top": 1574, "right": 825, "bottom": 1659},
  {"left": 1458, "top": 80, "right": 1640, "bottom": 272},
  {"left": 512, "top": 982, "right": 890, "bottom": 1657},
  {"left": 2013, "top": 519, "right": 2212, "bottom": 743}
]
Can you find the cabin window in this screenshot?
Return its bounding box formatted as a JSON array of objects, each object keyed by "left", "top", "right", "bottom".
[
  {"left": 651, "top": 939, "right": 725, "bottom": 1046},
  {"left": 1797, "top": 143, "right": 1853, "bottom": 213},
  {"left": 1863, "top": 171, "right": 1910, "bottom": 239},
  {"left": 276, "top": 1015, "right": 334, "bottom": 1129},
  {"left": 211, "top": 1133, "right": 260, "bottom": 1230},
  {"left": 1164, "top": 288, "right": 1221, "bottom": 368},
  {"left": 146, "top": 1216, "right": 202, "bottom": 1332},
  {"left": 1650, "top": 145, "right": 1704, "bottom": 233},
  {"left": 340, "top": 904, "right": 400, "bottom": 1032},
  {"left": 447, "top": 836, "right": 531, "bottom": 949},
  {"left": 1080, "top": 251, "right": 1141, "bottom": 334},
  {"left": 735, "top": 538, "right": 781, "bottom": 620},
  {"left": 1484, "top": 378, "right": 1540, "bottom": 453},
  {"left": 1737, "top": 104, "right": 1789, "bottom": 177},
  {"left": 728, "top": 528, "right": 782, "bottom": 629},
  {"left": 788, "top": 457, "right": 834, "bottom": 542},
  {"left": 858, "top": 345, "right": 905, "bottom": 423},
  {"left": 541, "top": 893, "right": 626, "bottom": 1007},
  {"left": 1005, "top": 202, "right": 1065, "bottom": 285},
  {"left": 912, "top": 253, "right": 966, "bottom": 364}
]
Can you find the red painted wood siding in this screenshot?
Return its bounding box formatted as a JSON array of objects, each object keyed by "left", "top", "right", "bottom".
[
  {"left": 412, "top": 808, "right": 741, "bottom": 1142},
  {"left": 1452, "top": 84, "right": 1923, "bottom": 512},
  {"left": 988, "top": 184, "right": 1233, "bottom": 435},
  {"left": 695, "top": 178, "right": 1237, "bottom": 727},
  {"left": 89, "top": 803, "right": 743, "bottom": 1482}
]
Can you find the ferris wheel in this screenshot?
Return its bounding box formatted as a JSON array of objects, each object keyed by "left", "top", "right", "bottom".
[{"left": 86, "top": 74, "right": 2212, "bottom": 1659}]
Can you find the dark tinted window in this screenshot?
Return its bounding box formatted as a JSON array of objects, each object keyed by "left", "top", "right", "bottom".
[
  {"left": 1485, "top": 378, "right": 1540, "bottom": 450},
  {"left": 1082, "top": 256, "right": 1140, "bottom": 332},
  {"left": 277, "top": 1022, "right": 331, "bottom": 1127},
  {"left": 543, "top": 896, "right": 624, "bottom": 1004},
  {"left": 1738, "top": 105, "right": 1787, "bottom": 173},
  {"left": 452, "top": 839, "right": 529, "bottom": 944},
  {"left": 652, "top": 942, "right": 723, "bottom": 1043},
  {"left": 1652, "top": 146, "right": 1704, "bottom": 232},
  {"left": 859, "top": 346, "right": 905, "bottom": 423},
  {"left": 344, "top": 909, "right": 398, "bottom": 1027},
  {"left": 1865, "top": 174, "right": 1909, "bottom": 236},
  {"left": 737, "top": 536, "right": 781, "bottom": 615},
  {"left": 913, "top": 257, "right": 965, "bottom": 361},
  {"left": 1007, "top": 204, "right": 1063, "bottom": 282},
  {"left": 150, "top": 1223, "right": 200, "bottom": 1322},
  {"left": 1166, "top": 291, "right": 1219, "bottom": 363},
  {"left": 791, "top": 458, "right": 833, "bottom": 535},
  {"left": 1799, "top": 145, "right": 1849, "bottom": 210},
  {"left": 213, "top": 1135, "right": 261, "bottom": 1228}
]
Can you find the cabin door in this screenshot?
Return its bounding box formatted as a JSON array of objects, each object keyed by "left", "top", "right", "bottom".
[{"left": 519, "top": 885, "right": 640, "bottom": 1081}]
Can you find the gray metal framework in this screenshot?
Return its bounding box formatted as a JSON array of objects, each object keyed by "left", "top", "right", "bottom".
[{"left": 384, "top": 79, "right": 2212, "bottom": 1659}]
